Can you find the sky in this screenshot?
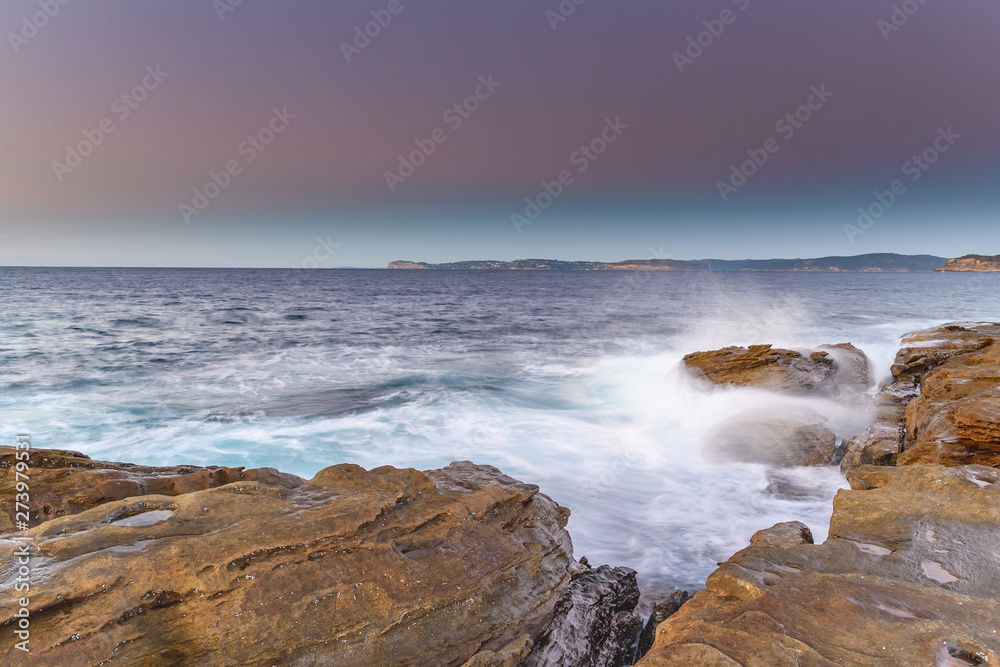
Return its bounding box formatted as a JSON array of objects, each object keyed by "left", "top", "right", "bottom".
[{"left": 0, "top": 0, "right": 998, "bottom": 267}]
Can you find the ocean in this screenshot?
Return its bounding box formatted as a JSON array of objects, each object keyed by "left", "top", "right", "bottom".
[{"left": 2, "top": 267, "right": 998, "bottom": 600}]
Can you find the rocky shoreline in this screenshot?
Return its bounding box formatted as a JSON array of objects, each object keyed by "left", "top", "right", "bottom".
[{"left": 3, "top": 323, "right": 999, "bottom": 665}]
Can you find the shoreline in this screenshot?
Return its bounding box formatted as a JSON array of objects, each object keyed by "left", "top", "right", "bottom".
[{"left": 2, "top": 322, "right": 999, "bottom": 665}]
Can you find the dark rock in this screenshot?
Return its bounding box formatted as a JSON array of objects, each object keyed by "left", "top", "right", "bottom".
[
  {"left": 634, "top": 590, "right": 693, "bottom": 661},
  {"left": 523, "top": 564, "right": 643, "bottom": 667}
]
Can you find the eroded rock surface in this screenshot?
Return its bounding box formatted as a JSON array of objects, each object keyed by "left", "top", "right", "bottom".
[
  {"left": 683, "top": 343, "right": 869, "bottom": 399},
  {"left": 0, "top": 447, "right": 305, "bottom": 533},
  {"left": 843, "top": 322, "right": 1000, "bottom": 471},
  {"left": 0, "top": 456, "right": 638, "bottom": 667}
]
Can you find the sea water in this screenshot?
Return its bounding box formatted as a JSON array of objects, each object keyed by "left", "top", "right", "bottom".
[{"left": 2, "top": 267, "right": 997, "bottom": 601}]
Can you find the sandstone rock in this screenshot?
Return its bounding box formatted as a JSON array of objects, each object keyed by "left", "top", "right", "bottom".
[
  {"left": 844, "top": 323, "right": 1000, "bottom": 471},
  {"left": 636, "top": 464, "right": 1000, "bottom": 666},
  {"left": 683, "top": 343, "right": 869, "bottom": 399},
  {"left": 934, "top": 254, "right": 1000, "bottom": 272},
  {"left": 522, "top": 564, "right": 643, "bottom": 667},
  {"left": 461, "top": 635, "right": 533, "bottom": 667},
  {"left": 0, "top": 447, "right": 305, "bottom": 533},
  {"left": 634, "top": 590, "right": 693, "bottom": 661},
  {"left": 0, "top": 457, "right": 636, "bottom": 666},
  {"left": 707, "top": 409, "right": 837, "bottom": 467}
]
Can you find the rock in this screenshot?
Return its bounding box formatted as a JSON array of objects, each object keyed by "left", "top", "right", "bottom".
[
  {"left": 843, "top": 322, "right": 1000, "bottom": 471},
  {"left": 934, "top": 254, "right": 1000, "bottom": 272},
  {"left": 764, "top": 469, "right": 833, "bottom": 499},
  {"left": 682, "top": 343, "right": 869, "bottom": 399},
  {"left": 635, "top": 464, "right": 1000, "bottom": 666},
  {"left": 641, "top": 325, "right": 1000, "bottom": 666},
  {"left": 461, "top": 636, "right": 533, "bottom": 667},
  {"left": 0, "top": 456, "right": 637, "bottom": 667},
  {"left": 634, "top": 590, "right": 693, "bottom": 661},
  {"left": 747, "top": 521, "right": 814, "bottom": 548},
  {"left": 707, "top": 409, "right": 837, "bottom": 466},
  {"left": 522, "top": 564, "right": 643, "bottom": 667},
  {"left": 0, "top": 447, "right": 306, "bottom": 533}
]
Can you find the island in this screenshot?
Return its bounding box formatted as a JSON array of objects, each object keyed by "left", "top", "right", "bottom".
[{"left": 388, "top": 253, "right": 957, "bottom": 272}]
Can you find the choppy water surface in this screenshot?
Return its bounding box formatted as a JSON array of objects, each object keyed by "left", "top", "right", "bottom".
[{"left": 2, "top": 268, "right": 998, "bottom": 599}]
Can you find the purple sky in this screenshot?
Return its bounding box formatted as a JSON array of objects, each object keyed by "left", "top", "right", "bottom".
[{"left": 1, "top": 0, "right": 998, "bottom": 266}]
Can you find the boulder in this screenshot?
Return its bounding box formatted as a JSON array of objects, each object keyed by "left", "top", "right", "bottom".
[
  {"left": 683, "top": 343, "right": 869, "bottom": 400},
  {"left": 707, "top": 409, "right": 837, "bottom": 466},
  {"left": 0, "top": 456, "right": 639, "bottom": 666}
]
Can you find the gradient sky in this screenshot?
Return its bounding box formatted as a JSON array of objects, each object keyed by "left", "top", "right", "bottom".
[{"left": 1, "top": 0, "right": 998, "bottom": 267}]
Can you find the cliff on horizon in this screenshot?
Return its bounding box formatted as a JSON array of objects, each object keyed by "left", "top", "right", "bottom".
[{"left": 935, "top": 254, "right": 1000, "bottom": 272}]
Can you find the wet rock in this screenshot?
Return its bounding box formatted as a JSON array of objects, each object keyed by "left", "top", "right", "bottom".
[
  {"left": 0, "top": 447, "right": 305, "bottom": 533},
  {"left": 844, "top": 322, "right": 1000, "bottom": 471},
  {"left": 707, "top": 409, "right": 837, "bottom": 467},
  {"left": 641, "top": 324, "right": 1000, "bottom": 666},
  {"left": 0, "top": 458, "right": 601, "bottom": 667},
  {"left": 636, "top": 464, "right": 1000, "bottom": 666},
  {"left": 764, "top": 469, "right": 833, "bottom": 499},
  {"left": 682, "top": 343, "right": 869, "bottom": 399},
  {"left": 522, "top": 563, "right": 643, "bottom": 667},
  {"left": 461, "top": 635, "right": 533, "bottom": 667},
  {"left": 634, "top": 590, "right": 693, "bottom": 661}
]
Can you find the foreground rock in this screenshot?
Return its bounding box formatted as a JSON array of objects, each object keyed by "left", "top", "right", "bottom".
[
  {"left": 523, "top": 564, "right": 642, "bottom": 667},
  {"left": 0, "top": 447, "right": 305, "bottom": 533},
  {"left": 640, "top": 323, "right": 1000, "bottom": 666},
  {"left": 637, "top": 464, "right": 1000, "bottom": 665},
  {"left": 707, "top": 409, "right": 837, "bottom": 467},
  {"left": 683, "top": 343, "right": 869, "bottom": 400},
  {"left": 0, "top": 455, "right": 639, "bottom": 666}
]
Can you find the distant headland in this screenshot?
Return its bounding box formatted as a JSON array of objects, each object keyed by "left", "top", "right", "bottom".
[
  {"left": 388, "top": 253, "right": 999, "bottom": 272},
  {"left": 935, "top": 254, "right": 1000, "bottom": 272}
]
